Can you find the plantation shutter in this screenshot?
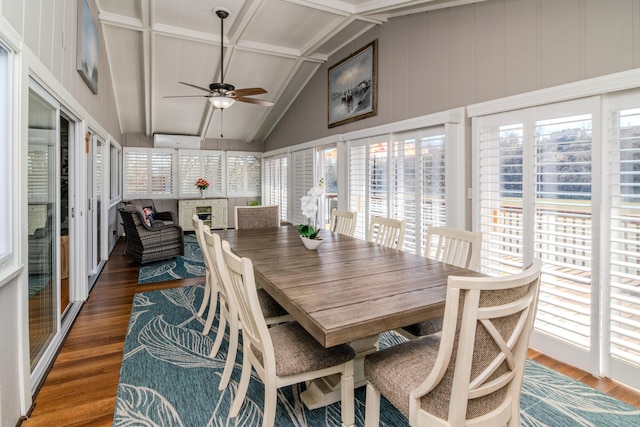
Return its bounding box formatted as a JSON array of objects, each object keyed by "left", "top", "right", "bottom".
[
  {"left": 348, "top": 137, "right": 389, "bottom": 240},
  {"left": 393, "top": 128, "right": 446, "bottom": 255},
  {"left": 533, "top": 112, "right": 593, "bottom": 350},
  {"left": 227, "top": 152, "right": 261, "bottom": 197},
  {"left": 263, "top": 155, "right": 288, "bottom": 220},
  {"left": 27, "top": 144, "right": 52, "bottom": 204},
  {"left": 150, "top": 151, "right": 173, "bottom": 195},
  {"left": 475, "top": 98, "right": 597, "bottom": 373},
  {"left": 477, "top": 116, "right": 527, "bottom": 276},
  {"left": 291, "top": 149, "right": 314, "bottom": 226},
  {"left": 178, "top": 150, "right": 225, "bottom": 198},
  {"left": 349, "top": 140, "right": 368, "bottom": 239},
  {"left": 607, "top": 99, "right": 640, "bottom": 385},
  {"left": 123, "top": 148, "right": 174, "bottom": 198}
]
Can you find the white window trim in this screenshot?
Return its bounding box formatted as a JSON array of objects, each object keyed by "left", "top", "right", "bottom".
[{"left": 0, "top": 39, "right": 14, "bottom": 277}]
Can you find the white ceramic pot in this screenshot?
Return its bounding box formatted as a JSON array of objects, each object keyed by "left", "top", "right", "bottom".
[{"left": 300, "top": 235, "right": 323, "bottom": 250}]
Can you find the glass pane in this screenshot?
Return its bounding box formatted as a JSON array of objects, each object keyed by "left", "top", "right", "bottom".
[
  {"left": 321, "top": 147, "right": 337, "bottom": 228},
  {"left": 28, "top": 89, "right": 58, "bottom": 370},
  {"left": 534, "top": 114, "right": 592, "bottom": 350},
  {"left": 609, "top": 107, "right": 640, "bottom": 365},
  {"left": 478, "top": 123, "right": 525, "bottom": 276}
]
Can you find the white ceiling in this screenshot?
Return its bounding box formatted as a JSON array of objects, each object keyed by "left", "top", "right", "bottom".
[{"left": 97, "top": 0, "right": 482, "bottom": 143}]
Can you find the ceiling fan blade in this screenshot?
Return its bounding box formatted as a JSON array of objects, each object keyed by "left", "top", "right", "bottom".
[
  {"left": 228, "top": 87, "right": 267, "bottom": 98},
  {"left": 179, "top": 81, "right": 212, "bottom": 93},
  {"left": 235, "top": 97, "right": 274, "bottom": 107},
  {"left": 164, "top": 95, "right": 211, "bottom": 98}
]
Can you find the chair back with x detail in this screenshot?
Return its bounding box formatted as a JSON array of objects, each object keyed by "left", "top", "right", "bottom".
[{"left": 365, "top": 260, "right": 542, "bottom": 427}]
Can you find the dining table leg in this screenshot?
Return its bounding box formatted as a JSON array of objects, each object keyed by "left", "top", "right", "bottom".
[{"left": 300, "top": 334, "right": 379, "bottom": 409}]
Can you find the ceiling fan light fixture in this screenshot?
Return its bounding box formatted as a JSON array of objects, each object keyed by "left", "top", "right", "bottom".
[{"left": 210, "top": 96, "right": 235, "bottom": 109}]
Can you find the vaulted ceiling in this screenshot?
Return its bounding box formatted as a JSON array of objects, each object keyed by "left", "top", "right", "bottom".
[{"left": 97, "top": 0, "right": 482, "bottom": 143}]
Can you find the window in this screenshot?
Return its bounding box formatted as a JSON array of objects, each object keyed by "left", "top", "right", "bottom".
[
  {"left": 474, "top": 97, "right": 599, "bottom": 373},
  {"left": 606, "top": 92, "right": 640, "bottom": 386},
  {"left": 263, "top": 155, "right": 288, "bottom": 221},
  {"left": 0, "top": 43, "right": 11, "bottom": 263},
  {"left": 226, "top": 151, "right": 261, "bottom": 198},
  {"left": 178, "top": 150, "right": 224, "bottom": 198},
  {"left": 291, "top": 149, "right": 315, "bottom": 226},
  {"left": 123, "top": 148, "right": 174, "bottom": 198},
  {"left": 348, "top": 127, "right": 446, "bottom": 253}
]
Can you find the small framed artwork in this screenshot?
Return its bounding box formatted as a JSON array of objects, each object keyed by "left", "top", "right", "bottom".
[
  {"left": 77, "top": 0, "right": 99, "bottom": 94},
  {"left": 328, "top": 39, "right": 377, "bottom": 128}
]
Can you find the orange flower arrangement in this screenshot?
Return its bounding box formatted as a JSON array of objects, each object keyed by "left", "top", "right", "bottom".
[{"left": 195, "top": 178, "right": 210, "bottom": 190}]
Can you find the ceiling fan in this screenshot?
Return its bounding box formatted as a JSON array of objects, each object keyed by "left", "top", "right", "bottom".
[{"left": 165, "top": 7, "right": 273, "bottom": 111}]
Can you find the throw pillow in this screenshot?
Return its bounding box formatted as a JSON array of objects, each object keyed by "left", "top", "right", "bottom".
[{"left": 142, "top": 206, "right": 154, "bottom": 227}]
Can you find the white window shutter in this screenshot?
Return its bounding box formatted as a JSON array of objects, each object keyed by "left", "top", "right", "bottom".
[{"left": 292, "top": 149, "right": 314, "bottom": 226}]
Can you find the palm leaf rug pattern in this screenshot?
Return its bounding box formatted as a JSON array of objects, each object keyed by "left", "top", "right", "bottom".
[
  {"left": 137, "top": 234, "right": 206, "bottom": 284},
  {"left": 114, "top": 285, "right": 640, "bottom": 426}
]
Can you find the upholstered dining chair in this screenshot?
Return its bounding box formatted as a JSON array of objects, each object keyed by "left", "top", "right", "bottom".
[
  {"left": 329, "top": 208, "right": 358, "bottom": 237},
  {"left": 192, "top": 215, "right": 219, "bottom": 335},
  {"left": 235, "top": 205, "right": 280, "bottom": 229},
  {"left": 364, "top": 259, "right": 542, "bottom": 427},
  {"left": 368, "top": 216, "right": 406, "bottom": 249},
  {"left": 204, "top": 230, "right": 292, "bottom": 391},
  {"left": 221, "top": 240, "right": 357, "bottom": 427},
  {"left": 399, "top": 225, "right": 482, "bottom": 339}
]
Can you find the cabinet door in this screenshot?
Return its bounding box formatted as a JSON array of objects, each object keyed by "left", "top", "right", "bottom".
[
  {"left": 179, "top": 203, "right": 196, "bottom": 231},
  {"left": 211, "top": 206, "right": 227, "bottom": 229}
]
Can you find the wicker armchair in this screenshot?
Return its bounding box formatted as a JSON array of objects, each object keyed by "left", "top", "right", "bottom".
[{"left": 118, "top": 206, "right": 184, "bottom": 264}]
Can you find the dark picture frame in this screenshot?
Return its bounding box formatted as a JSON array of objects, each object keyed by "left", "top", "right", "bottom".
[
  {"left": 328, "top": 39, "right": 377, "bottom": 128},
  {"left": 77, "top": 0, "right": 99, "bottom": 94}
]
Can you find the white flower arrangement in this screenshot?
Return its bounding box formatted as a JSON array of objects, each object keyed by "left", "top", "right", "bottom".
[{"left": 298, "top": 178, "right": 324, "bottom": 239}]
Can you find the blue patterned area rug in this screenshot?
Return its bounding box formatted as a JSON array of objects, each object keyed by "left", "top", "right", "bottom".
[
  {"left": 114, "top": 285, "right": 640, "bottom": 426},
  {"left": 137, "top": 234, "right": 205, "bottom": 284}
]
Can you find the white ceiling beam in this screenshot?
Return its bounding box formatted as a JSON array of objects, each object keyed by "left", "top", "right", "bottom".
[{"left": 99, "top": 10, "right": 144, "bottom": 31}]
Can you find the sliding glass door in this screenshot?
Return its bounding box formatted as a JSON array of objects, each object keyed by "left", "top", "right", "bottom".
[{"left": 27, "top": 85, "right": 58, "bottom": 370}]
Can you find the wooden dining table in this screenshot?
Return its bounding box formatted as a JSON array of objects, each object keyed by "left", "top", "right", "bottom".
[{"left": 214, "top": 225, "right": 482, "bottom": 407}]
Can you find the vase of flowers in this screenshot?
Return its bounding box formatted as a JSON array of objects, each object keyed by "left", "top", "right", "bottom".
[
  {"left": 195, "top": 178, "right": 209, "bottom": 199},
  {"left": 299, "top": 179, "right": 324, "bottom": 250}
]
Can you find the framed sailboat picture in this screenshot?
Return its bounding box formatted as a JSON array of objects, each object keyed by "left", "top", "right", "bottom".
[
  {"left": 328, "top": 40, "right": 377, "bottom": 128},
  {"left": 77, "top": 0, "right": 99, "bottom": 94}
]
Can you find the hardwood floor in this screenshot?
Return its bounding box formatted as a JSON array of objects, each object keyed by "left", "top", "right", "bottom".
[{"left": 21, "top": 238, "right": 640, "bottom": 426}]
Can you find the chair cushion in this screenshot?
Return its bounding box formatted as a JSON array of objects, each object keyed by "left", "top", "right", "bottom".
[
  {"left": 364, "top": 335, "right": 441, "bottom": 417},
  {"left": 259, "top": 322, "right": 356, "bottom": 377},
  {"left": 401, "top": 317, "right": 443, "bottom": 337},
  {"left": 257, "top": 288, "right": 289, "bottom": 319}
]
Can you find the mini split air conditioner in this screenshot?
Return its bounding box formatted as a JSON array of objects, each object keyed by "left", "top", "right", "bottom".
[{"left": 153, "top": 134, "right": 201, "bottom": 150}]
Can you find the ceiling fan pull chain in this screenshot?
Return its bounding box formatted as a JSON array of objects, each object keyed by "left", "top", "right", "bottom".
[{"left": 220, "top": 109, "right": 224, "bottom": 138}]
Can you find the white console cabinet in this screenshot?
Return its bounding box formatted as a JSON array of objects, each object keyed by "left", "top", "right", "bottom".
[{"left": 179, "top": 199, "right": 228, "bottom": 231}]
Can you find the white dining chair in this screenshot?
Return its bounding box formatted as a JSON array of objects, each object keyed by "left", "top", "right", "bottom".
[
  {"left": 192, "top": 215, "right": 218, "bottom": 335},
  {"left": 329, "top": 208, "right": 357, "bottom": 237},
  {"left": 365, "top": 260, "right": 542, "bottom": 427},
  {"left": 221, "top": 240, "right": 356, "bottom": 427},
  {"left": 203, "top": 229, "right": 239, "bottom": 390},
  {"left": 204, "top": 229, "right": 293, "bottom": 389},
  {"left": 368, "top": 216, "right": 406, "bottom": 249},
  {"left": 399, "top": 225, "right": 483, "bottom": 339}
]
